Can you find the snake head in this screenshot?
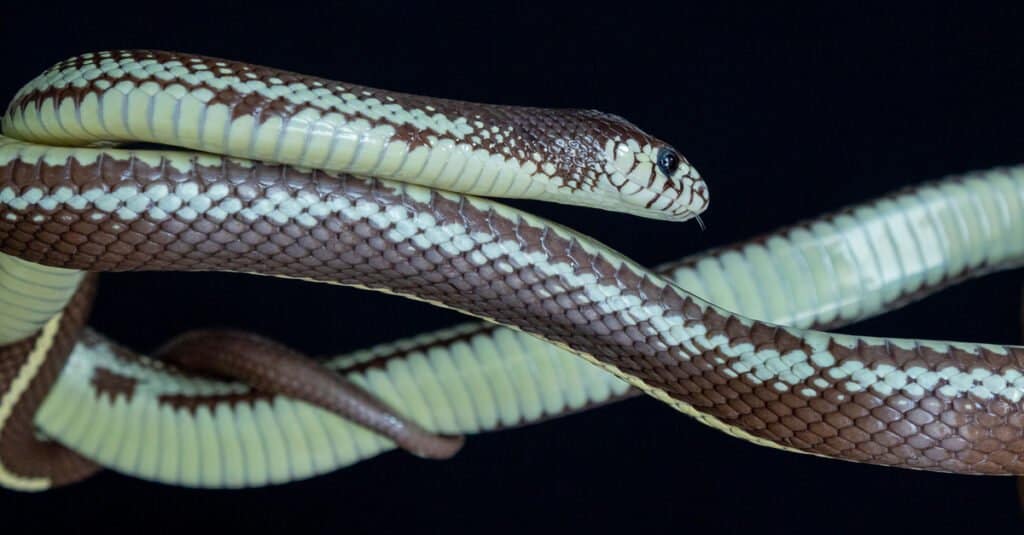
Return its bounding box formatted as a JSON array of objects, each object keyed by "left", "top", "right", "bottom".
[
  {"left": 600, "top": 135, "right": 709, "bottom": 222},
  {"left": 541, "top": 110, "right": 708, "bottom": 222},
  {"left": 519, "top": 109, "right": 707, "bottom": 222}
]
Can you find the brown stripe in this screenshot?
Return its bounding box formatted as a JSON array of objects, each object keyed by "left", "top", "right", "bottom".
[{"left": 3, "top": 137, "right": 1023, "bottom": 473}]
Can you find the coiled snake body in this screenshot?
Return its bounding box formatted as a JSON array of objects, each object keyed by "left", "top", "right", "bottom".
[{"left": 0, "top": 50, "right": 1022, "bottom": 490}]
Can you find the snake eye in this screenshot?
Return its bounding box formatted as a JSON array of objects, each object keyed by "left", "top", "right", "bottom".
[{"left": 656, "top": 148, "right": 681, "bottom": 176}]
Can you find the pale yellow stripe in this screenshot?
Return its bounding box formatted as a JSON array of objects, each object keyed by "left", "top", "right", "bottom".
[{"left": 0, "top": 312, "right": 63, "bottom": 491}]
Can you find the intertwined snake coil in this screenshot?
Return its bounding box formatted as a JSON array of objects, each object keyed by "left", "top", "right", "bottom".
[{"left": 0, "top": 50, "right": 1021, "bottom": 491}]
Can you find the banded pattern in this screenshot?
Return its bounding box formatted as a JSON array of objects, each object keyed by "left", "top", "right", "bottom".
[
  {"left": 1, "top": 51, "right": 1023, "bottom": 490},
  {"left": 3, "top": 50, "right": 707, "bottom": 221},
  {"left": 26, "top": 164, "right": 1024, "bottom": 486},
  {"left": 0, "top": 140, "right": 1019, "bottom": 467},
  {"left": 34, "top": 325, "right": 631, "bottom": 487},
  {"left": 0, "top": 49, "right": 705, "bottom": 489}
]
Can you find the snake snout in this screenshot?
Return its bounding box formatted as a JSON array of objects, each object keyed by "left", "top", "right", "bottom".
[{"left": 692, "top": 179, "right": 710, "bottom": 211}]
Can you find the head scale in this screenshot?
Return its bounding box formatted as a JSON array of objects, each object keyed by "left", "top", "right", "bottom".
[
  {"left": 595, "top": 112, "right": 708, "bottom": 222},
  {"left": 537, "top": 109, "right": 708, "bottom": 222}
]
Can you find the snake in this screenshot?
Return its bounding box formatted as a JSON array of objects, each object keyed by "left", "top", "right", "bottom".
[{"left": 0, "top": 50, "right": 1023, "bottom": 491}]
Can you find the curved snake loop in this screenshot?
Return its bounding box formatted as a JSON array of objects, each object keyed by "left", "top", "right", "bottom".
[{"left": 0, "top": 50, "right": 1023, "bottom": 490}]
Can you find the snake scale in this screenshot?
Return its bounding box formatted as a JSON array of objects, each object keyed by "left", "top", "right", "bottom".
[{"left": 0, "top": 50, "right": 1023, "bottom": 490}]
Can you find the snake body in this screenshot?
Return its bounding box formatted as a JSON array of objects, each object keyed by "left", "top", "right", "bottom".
[{"left": 1, "top": 50, "right": 1023, "bottom": 490}]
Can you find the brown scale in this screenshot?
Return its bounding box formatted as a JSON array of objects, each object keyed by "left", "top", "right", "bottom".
[
  {"left": 77, "top": 325, "right": 638, "bottom": 436},
  {"left": 9, "top": 50, "right": 690, "bottom": 199},
  {"left": 0, "top": 295, "right": 472, "bottom": 489},
  {"left": 2, "top": 153, "right": 1023, "bottom": 474},
  {"left": 153, "top": 329, "right": 464, "bottom": 460}
]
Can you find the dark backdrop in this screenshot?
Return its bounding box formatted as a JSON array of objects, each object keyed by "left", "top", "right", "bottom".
[{"left": 2, "top": 3, "right": 1024, "bottom": 533}]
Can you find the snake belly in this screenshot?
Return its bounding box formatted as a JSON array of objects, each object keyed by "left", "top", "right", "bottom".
[{"left": 1, "top": 50, "right": 1024, "bottom": 487}]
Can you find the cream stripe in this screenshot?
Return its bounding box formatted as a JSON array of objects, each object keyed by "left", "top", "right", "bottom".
[
  {"left": 0, "top": 312, "right": 63, "bottom": 491},
  {"left": 14, "top": 161, "right": 1024, "bottom": 486}
]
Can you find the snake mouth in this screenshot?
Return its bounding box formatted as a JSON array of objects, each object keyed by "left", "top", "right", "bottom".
[{"left": 666, "top": 208, "right": 706, "bottom": 227}]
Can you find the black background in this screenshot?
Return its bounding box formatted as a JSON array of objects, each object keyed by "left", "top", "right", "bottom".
[{"left": 3, "top": 3, "right": 1024, "bottom": 533}]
